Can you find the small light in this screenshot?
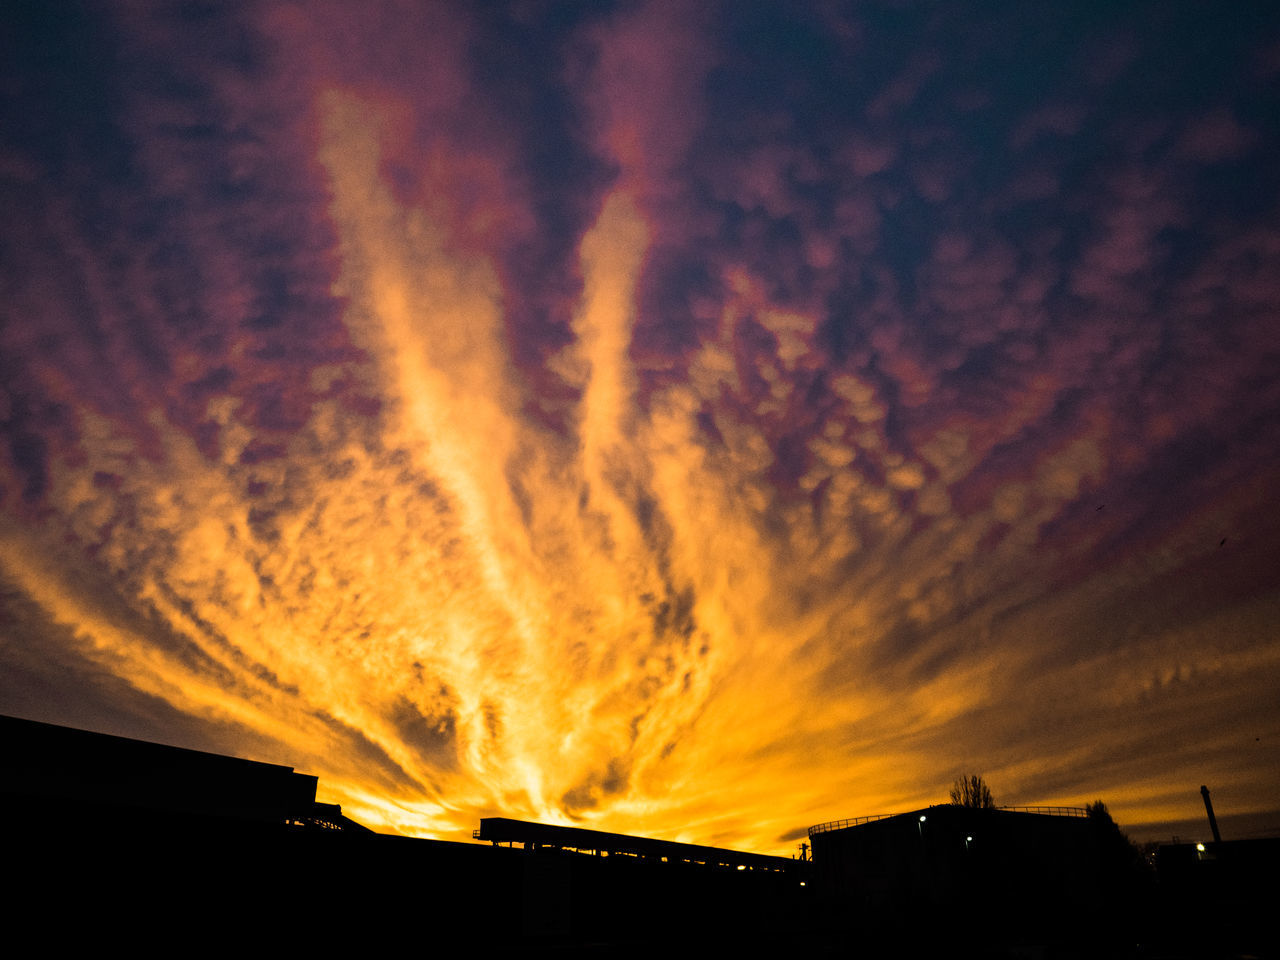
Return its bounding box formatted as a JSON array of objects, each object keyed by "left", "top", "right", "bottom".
[
  {"left": 737, "top": 864, "right": 746, "bottom": 871},
  {"left": 799, "top": 881, "right": 806, "bottom": 887},
  {"left": 919, "top": 815, "right": 927, "bottom": 822},
  {"left": 1196, "top": 843, "right": 1205, "bottom": 852},
  {"left": 966, "top": 836, "right": 973, "bottom": 842}
]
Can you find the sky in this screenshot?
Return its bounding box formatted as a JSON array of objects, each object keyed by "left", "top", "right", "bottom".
[{"left": 2, "top": 1, "right": 1278, "bottom": 853}]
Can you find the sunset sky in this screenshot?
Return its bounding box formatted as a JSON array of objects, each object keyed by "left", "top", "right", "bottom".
[{"left": 2, "top": 1, "right": 1278, "bottom": 853}]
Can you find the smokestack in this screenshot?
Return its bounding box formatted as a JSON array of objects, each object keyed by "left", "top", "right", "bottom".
[{"left": 1200, "top": 785, "right": 1222, "bottom": 843}]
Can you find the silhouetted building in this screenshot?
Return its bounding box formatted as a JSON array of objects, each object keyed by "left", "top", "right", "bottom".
[
  {"left": 2, "top": 714, "right": 814, "bottom": 952},
  {"left": 36, "top": 712, "right": 1273, "bottom": 955},
  {"left": 807, "top": 804, "right": 1137, "bottom": 955},
  {"left": 1, "top": 712, "right": 368, "bottom": 833},
  {"left": 474, "top": 816, "right": 800, "bottom": 873},
  {"left": 1155, "top": 838, "right": 1280, "bottom": 957}
]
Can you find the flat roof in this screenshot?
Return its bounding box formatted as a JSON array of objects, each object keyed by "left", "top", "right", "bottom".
[
  {"left": 475, "top": 817, "right": 799, "bottom": 871},
  {"left": 809, "top": 804, "right": 1088, "bottom": 837},
  {"left": 1, "top": 713, "right": 321, "bottom": 823}
]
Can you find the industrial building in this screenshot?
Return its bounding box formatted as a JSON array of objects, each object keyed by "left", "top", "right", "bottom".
[
  {"left": 1, "top": 714, "right": 811, "bottom": 951},
  {"left": 6, "top": 712, "right": 1274, "bottom": 955},
  {"left": 1155, "top": 836, "right": 1280, "bottom": 955},
  {"left": 808, "top": 802, "right": 1098, "bottom": 904},
  {"left": 806, "top": 803, "right": 1142, "bottom": 953}
]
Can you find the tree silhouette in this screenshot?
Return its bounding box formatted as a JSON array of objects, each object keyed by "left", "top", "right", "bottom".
[
  {"left": 1086, "top": 800, "right": 1147, "bottom": 873},
  {"left": 1083, "top": 799, "right": 1154, "bottom": 940},
  {"left": 1085, "top": 799, "right": 1113, "bottom": 822},
  {"left": 950, "top": 774, "right": 996, "bottom": 808}
]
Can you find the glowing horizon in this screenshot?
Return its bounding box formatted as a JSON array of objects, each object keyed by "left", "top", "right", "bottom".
[{"left": 2, "top": 2, "right": 1277, "bottom": 853}]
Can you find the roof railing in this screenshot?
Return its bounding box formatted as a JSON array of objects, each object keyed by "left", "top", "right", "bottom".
[
  {"left": 808, "top": 804, "right": 1090, "bottom": 836},
  {"left": 808, "top": 813, "right": 897, "bottom": 835},
  {"left": 995, "top": 805, "right": 1088, "bottom": 818}
]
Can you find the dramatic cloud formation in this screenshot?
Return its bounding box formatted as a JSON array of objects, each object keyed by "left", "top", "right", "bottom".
[{"left": 2, "top": 1, "right": 1278, "bottom": 850}]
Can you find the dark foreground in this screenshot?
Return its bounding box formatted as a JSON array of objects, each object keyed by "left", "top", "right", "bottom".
[{"left": 3, "top": 714, "right": 1274, "bottom": 958}]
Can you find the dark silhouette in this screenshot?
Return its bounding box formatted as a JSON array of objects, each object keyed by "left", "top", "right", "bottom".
[
  {"left": 0, "top": 712, "right": 369, "bottom": 831},
  {"left": 7, "top": 712, "right": 1277, "bottom": 957},
  {"left": 1086, "top": 800, "right": 1153, "bottom": 888},
  {"left": 1201, "top": 783, "right": 1223, "bottom": 841},
  {"left": 810, "top": 803, "right": 1129, "bottom": 956},
  {"left": 1, "top": 714, "right": 814, "bottom": 953},
  {"left": 473, "top": 816, "right": 800, "bottom": 874},
  {"left": 949, "top": 773, "right": 995, "bottom": 808},
  {"left": 1085, "top": 797, "right": 1118, "bottom": 825}
]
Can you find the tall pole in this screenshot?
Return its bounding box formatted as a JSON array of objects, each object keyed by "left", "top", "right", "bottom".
[{"left": 1200, "top": 785, "right": 1222, "bottom": 843}]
